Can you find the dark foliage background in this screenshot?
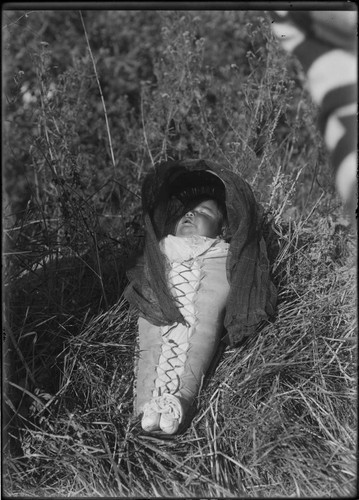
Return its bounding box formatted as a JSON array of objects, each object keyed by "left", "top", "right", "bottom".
[{"left": 3, "top": 9, "right": 338, "bottom": 310}]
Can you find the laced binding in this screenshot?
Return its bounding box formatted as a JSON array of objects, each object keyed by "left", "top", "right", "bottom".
[{"left": 153, "top": 257, "right": 202, "bottom": 398}]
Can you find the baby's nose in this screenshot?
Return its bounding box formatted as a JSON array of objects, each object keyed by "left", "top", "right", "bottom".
[{"left": 186, "top": 211, "right": 195, "bottom": 218}]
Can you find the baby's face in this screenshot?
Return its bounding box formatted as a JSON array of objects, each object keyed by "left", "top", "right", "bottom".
[{"left": 175, "top": 199, "right": 223, "bottom": 238}]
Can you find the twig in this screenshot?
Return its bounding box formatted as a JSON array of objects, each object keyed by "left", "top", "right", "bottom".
[
  {"left": 140, "top": 89, "right": 155, "bottom": 167},
  {"left": 79, "top": 11, "right": 116, "bottom": 174}
]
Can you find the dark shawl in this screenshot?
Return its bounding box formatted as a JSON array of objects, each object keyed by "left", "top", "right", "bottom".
[{"left": 124, "top": 159, "right": 277, "bottom": 346}]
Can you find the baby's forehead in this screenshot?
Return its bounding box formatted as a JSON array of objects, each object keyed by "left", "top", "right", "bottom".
[{"left": 184, "top": 198, "right": 221, "bottom": 215}]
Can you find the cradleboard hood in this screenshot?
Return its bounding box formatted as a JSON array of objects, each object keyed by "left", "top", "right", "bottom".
[{"left": 125, "top": 159, "right": 277, "bottom": 346}]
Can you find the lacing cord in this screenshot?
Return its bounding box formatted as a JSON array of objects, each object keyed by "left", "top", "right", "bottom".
[{"left": 153, "top": 259, "right": 202, "bottom": 397}]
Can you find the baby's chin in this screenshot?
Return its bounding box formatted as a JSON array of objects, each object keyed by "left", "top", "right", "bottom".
[
  {"left": 175, "top": 230, "right": 198, "bottom": 238},
  {"left": 175, "top": 227, "right": 215, "bottom": 239},
  {"left": 175, "top": 225, "right": 198, "bottom": 237},
  {"left": 176, "top": 234, "right": 197, "bottom": 238}
]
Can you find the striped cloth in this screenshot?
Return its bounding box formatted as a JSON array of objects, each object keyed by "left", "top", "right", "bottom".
[{"left": 270, "top": 10, "right": 357, "bottom": 215}]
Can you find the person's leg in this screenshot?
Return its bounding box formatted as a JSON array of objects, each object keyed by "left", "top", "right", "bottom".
[{"left": 270, "top": 10, "right": 357, "bottom": 224}]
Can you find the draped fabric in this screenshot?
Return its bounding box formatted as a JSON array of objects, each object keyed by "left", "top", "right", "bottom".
[{"left": 125, "top": 159, "right": 277, "bottom": 346}]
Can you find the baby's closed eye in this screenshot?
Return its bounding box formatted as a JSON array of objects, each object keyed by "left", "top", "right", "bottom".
[{"left": 197, "top": 209, "right": 215, "bottom": 218}]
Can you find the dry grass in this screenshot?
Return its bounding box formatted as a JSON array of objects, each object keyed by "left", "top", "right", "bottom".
[{"left": 3, "top": 213, "right": 357, "bottom": 498}]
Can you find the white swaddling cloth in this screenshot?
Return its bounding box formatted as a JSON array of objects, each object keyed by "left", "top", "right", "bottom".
[{"left": 134, "top": 235, "right": 230, "bottom": 416}]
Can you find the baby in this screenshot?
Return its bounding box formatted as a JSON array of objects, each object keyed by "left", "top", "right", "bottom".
[{"left": 134, "top": 195, "right": 231, "bottom": 435}]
